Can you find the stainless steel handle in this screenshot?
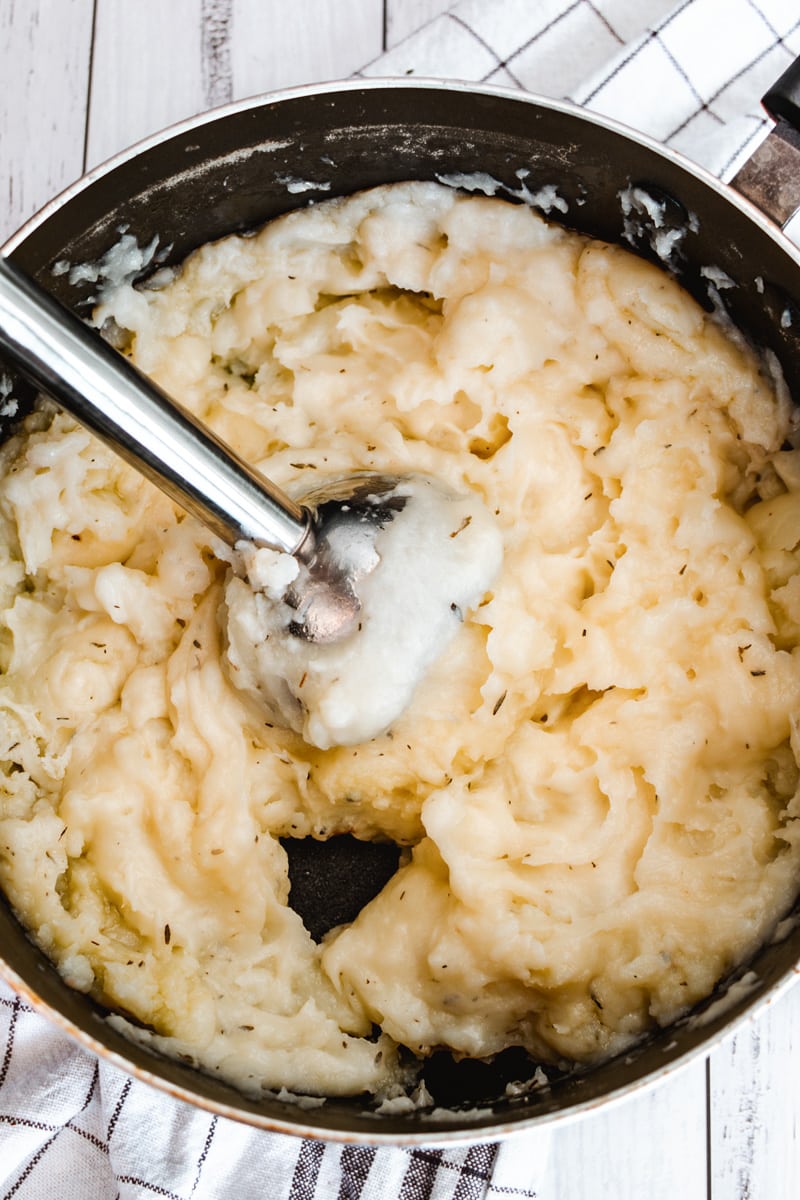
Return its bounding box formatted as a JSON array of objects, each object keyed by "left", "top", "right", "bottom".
[
  {"left": 730, "top": 55, "right": 800, "bottom": 228},
  {"left": 0, "top": 258, "right": 311, "bottom": 556},
  {"left": 729, "top": 119, "right": 800, "bottom": 228}
]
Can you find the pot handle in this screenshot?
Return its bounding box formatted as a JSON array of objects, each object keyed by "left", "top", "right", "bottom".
[
  {"left": 763, "top": 56, "right": 800, "bottom": 128},
  {"left": 730, "top": 55, "right": 800, "bottom": 227}
]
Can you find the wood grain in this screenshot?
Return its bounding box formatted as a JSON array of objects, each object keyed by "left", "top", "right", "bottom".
[
  {"left": 228, "top": 0, "right": 383, "bottom": 97},
  {"left": 86, "top": 0, "right": 384, "bottom": 171},
  {"left": 709, "top": 982, "right": 800, "bottom": 1199},
  {"left": 543, "top": 1058, "right": 709, "bottom": 1200},
  {"left": 201, "top": 0, "right": 234, "bottom": 107},
  {"left": 86, "top": 0, "right": 206, "bottom": 168},
  {"left": 0, "top": 0, "right": 94, "bottom": 243}
]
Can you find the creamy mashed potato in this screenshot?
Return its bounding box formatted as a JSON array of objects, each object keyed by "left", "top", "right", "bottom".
[{"left": 0, "top": 181, "right": 799, "bottom": 1099}]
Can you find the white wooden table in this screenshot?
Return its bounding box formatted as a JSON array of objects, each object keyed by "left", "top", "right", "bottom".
[{"left": 1, "top": 3, "right": 799, "bottom": 1197}]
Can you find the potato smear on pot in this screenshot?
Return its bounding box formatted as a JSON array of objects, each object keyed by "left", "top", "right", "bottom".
[{"left": 0, "top": 181, "right": 798, "bottom": 1101}]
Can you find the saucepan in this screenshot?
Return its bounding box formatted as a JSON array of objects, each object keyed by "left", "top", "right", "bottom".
[{"left": 1, "top": 59, "right": 800, "bottom": 1143}]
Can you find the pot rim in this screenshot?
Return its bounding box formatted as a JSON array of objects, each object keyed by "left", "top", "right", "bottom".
[
  {"left": 2, "top": 74, "right": 800, "bottom": 1146},
  {"left": 3, "top": 75, "right": 800, "bottom": 266},
  {"left": 5, "top": 949, "right": 796, "bottom": 1146}
]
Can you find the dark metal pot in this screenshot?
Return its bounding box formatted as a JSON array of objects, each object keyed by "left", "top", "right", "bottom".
[{"left": 2, "top": 66, "right": 800, "bottom": 1144}]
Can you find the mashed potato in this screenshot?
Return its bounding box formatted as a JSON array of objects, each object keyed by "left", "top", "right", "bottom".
[{"left": 0, "top": 181, "right": 799, "bottom": 1099}]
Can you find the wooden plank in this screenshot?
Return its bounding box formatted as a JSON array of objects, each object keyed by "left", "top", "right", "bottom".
[
  {"left": 708, "top": 983, "right": 800, "bottom": 1199},
  {"left": 541, "top": 1058, "right": 709, "bottom": 1200},
  {"left": 86, "top": 0, "right": 384, "bottom": 171},
  {"left": 0, "top": 0, "right": 95, "bottom": 243},
  {"left": 202, "top": 0, "right": 234, "bottom": 107},
  {"left": 385, "top": 0, "right": 455, "bottom": 49},
  {"left": 229, "top": 0, "right": 383, "bottom": 95},
  {"left": 86, "top": 0, "right": 205, "bottom": 168}
]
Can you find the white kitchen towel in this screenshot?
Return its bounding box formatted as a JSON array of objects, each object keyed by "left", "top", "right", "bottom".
[
  {"left": 2, "top": 1, "right": 800, "bottom": 1198},
  {"left": 0, "top": 977, "right": 545, "bottom": 1200},
  {"left": 361, "top": 0, "right": 800, "bottom": 179}
]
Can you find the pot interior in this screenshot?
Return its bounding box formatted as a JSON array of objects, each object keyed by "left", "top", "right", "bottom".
[{"left": 2, "top": 81, "right": 800, "bottom": 1141}]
